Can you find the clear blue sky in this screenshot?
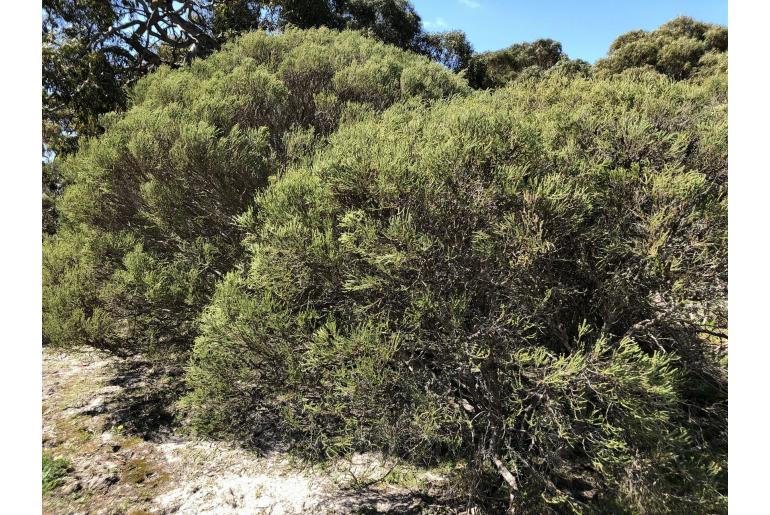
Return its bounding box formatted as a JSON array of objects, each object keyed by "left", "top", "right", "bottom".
[{"left": 411, "top": 0, "right": 727, "bottom": 63}]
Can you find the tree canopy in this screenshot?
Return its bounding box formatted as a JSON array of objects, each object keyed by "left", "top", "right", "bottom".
[
  {"left": 596, "top": 16, "right": 728, "bottom": 79},
  {"left": 467, "top": 38, "right": 571, "bottom": 88}
]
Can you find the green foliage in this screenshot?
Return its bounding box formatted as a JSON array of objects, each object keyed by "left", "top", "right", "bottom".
[
  {"left": 415, "top": 30, "right": 474, "bottom": 73},
  {"left": 597, "top": 16, "right": 727, "bottom": 80},
  {"left": 42, "top": 225, "right": 137, "bottom": 350},
  {"left": 342, "top": 0, "right": 423, "bottom": 50},
  {"left": 43, "top": 28, "right": 468, "bottom": 355},
  {"left": 212, "top": 0, "right": 264, "bottom": 39},
  {"left": 42, "top": 454, "right": 70, "bottom": 494},
  {"left": 185, "top": 69, "right": 726, "bottom": 512},
  {"left": 42, "top": 0, "right": 430, "bottom": 158},
  {"left": 42, "top": 34, "right": 126, "bottom": 156},
  {"left": 275, "top": 0, "right": 423, "bottom": 50},
  {"left": 43, "top": 161, "right": 63, "bottom": 235},
  {"left": 43, "top": 19, "right": 728, "bottom": 513},
  {"left": 467, "top": 38, "right": 574, "bottom": 88}
]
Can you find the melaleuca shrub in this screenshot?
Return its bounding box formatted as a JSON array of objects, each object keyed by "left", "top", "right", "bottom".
[
  {"left": 596, "top": 16, "right": 727, "bottom": 80},
  {"left": 43, "top": 226, "right": 133, "bottom": 350},
  {"left": 465, "top": 39, "right": 592, "bottom": 89},
  {"left": 42, "top": 27, "right": 469, "bottom": 353},
  {"left": 185, "top": 71, "right": 727, "bottom": 512}
]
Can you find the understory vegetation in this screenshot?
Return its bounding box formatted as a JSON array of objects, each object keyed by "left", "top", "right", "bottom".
[
  {"left": 42, "top": 453, "right": 70, "bottom": 494},
  {"left": 43, "top": 15, "right": 727, "bottom": 514}
]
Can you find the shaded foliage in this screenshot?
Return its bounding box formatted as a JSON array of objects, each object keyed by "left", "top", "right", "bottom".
[
  {"left": 467, "top": 38, "right": 574, "bottom": 88},
  {"left": 415, "top": 30, "right": 474, "bottom": 73}
]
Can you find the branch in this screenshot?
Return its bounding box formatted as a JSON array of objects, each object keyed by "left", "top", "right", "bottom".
[
  {"left": 492, "top": 454, "right": 518, "bottom": 491},
  {"left": 492, "top": 454, "right": 518, "bottom": 514}
]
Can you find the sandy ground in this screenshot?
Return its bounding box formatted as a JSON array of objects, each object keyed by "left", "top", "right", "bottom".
[{"left": 42, "top": 349, "right": 453, "bottom": 514}]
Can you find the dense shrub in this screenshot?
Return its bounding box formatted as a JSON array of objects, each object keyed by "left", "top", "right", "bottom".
[
  {"left": 42, "top": 19, "right": 728, "bottom": 512},
  {"left": 467, "top": 38, "right": 590, "bottom": 88},
  {"left": 596, "top": 16, "right": 727, "bottom": 80},
  {"left": 184, "top": 70, "right": 727, "bottom": 512},
  {"left": 42, "top": 27, "right": 469, "bottom": 353}
]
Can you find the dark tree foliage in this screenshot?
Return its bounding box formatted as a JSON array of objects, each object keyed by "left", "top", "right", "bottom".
[
  {"left": 341, "top": 0, "right": 422, "bottom": 49},
  {"left": 467, "top": 38, "right": 578, "bottom": 88},
  {"left": 212, "top": 1, "right": 265, "bottom": 39},
  {"left": 273, "top": 0, "right": 340, "bottom": 29},
  {"left": 596, "top": 16, "right": 728, "bottom": 80},
  {"left": 415, "top": 30, "right": 474, "bottom": 73}
]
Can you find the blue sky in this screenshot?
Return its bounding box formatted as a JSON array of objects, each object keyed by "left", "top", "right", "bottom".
[{"left": 412, "top": 0, "right": 727, "bottom": 63}]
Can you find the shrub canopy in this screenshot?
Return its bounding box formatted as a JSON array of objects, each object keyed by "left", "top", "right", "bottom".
[
  {"left": 43, "top": 19, "right": 727, "bottom": 513},
  {"left": 43, "top": 27, "right": 469, "bottom": 353},
  {"left": 596, "top": 16, "right": 728, "bottom": 80},
  {"left": 185, "top": 71, "right": 727, "bottom": 511}
]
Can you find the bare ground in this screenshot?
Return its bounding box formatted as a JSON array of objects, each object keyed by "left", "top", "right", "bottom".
[{"left": 42, "top": 349, "right": 456, "bottom": 514}]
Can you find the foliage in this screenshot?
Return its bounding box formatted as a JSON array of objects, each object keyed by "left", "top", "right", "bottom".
[
  {"left": 468, "top": 38, "right": 569, "bottom": 88},
  {"left": 184, "top": 69, "right": 727, "bottom": 512},
  {"left": 42, "top": 32, "right": 126, "bottom": 157},
  {"left": 43, "top": 161, "right": 63, "bottom": 235},
  {"left": 43, "top": 18, "right": 728, "bottom": 513},
  {"left": 273, "top": 0, "right": 423, "bottom": 50},
  {"left": 43, "top": 28, "right": 469, "bottom": 354},
  {"left": 41, "top": 0, "right": 430, "bottom": 157},
  {"left": 43, "top": 454, "right": 70, "bottom": 494},
  {"left": 596, "top": 16, "right": 727, "bottom": 80},
  {"left": 415, "top": 30, "right": 474, "bottom": 73},
  {"left": 337, "top": 0, "right": 423, "bottom": 50}
]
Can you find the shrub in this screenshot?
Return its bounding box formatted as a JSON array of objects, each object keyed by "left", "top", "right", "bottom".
[
  {"left": 43, "top": 27, "right": 469, "bottom": 354},
  {"left": 42, "top": 21, "right": 727, "bottom": 512},
  {"left": 185, "top": 70, "right": 727, "bottom": 512},
  {"left": 596, "top": 17, "right": 727, "bottom": 80},
  {"left": 42, "top": 226, "right": 134, "bottom": 350},
  {"left": 42, "top": 454, "right": 70, "bottom": 494},
  {"left": 467, "top": 39, "right": 580, "bottom": 88}
]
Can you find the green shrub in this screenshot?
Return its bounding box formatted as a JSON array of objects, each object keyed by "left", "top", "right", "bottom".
[
  {"left": 596, "top": 17, "right": 727, "bottom": 80},
  {"left": 185, "top": 71, "right": 727, "bottom": 512},
  {"left": 43, "top": 226, "right": 134, "bottom": 350},
  {"left": 467, "top": 39, "right": 590, "bottom": 88},
  {"left": 43, "top": 27, "right": 468, "bottom": 354},
  {"left": 42, "top": 454, "right": 70, "bottom": 494},
  {"left": 43, "top": 21, "right": 727, "bottom": 512}
]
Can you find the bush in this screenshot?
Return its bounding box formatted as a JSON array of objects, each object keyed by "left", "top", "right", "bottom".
[
  {"left": 42, "top": 21, "right": 727, "bottom": 512},
  {"left": 42, "top": 454, "right": 70, "bottom": 494},
  {"left": 467, "top": 39, "right": 590, "bottom": 88},
  {"left": 43, "top": 27, "right": 469, "bottom": 353},
  {"left": 185, "top": 71, "right": 727, "bottom": 512},
  {"left": 596, "top": 17, "right": 727, "bottom": 80}
]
